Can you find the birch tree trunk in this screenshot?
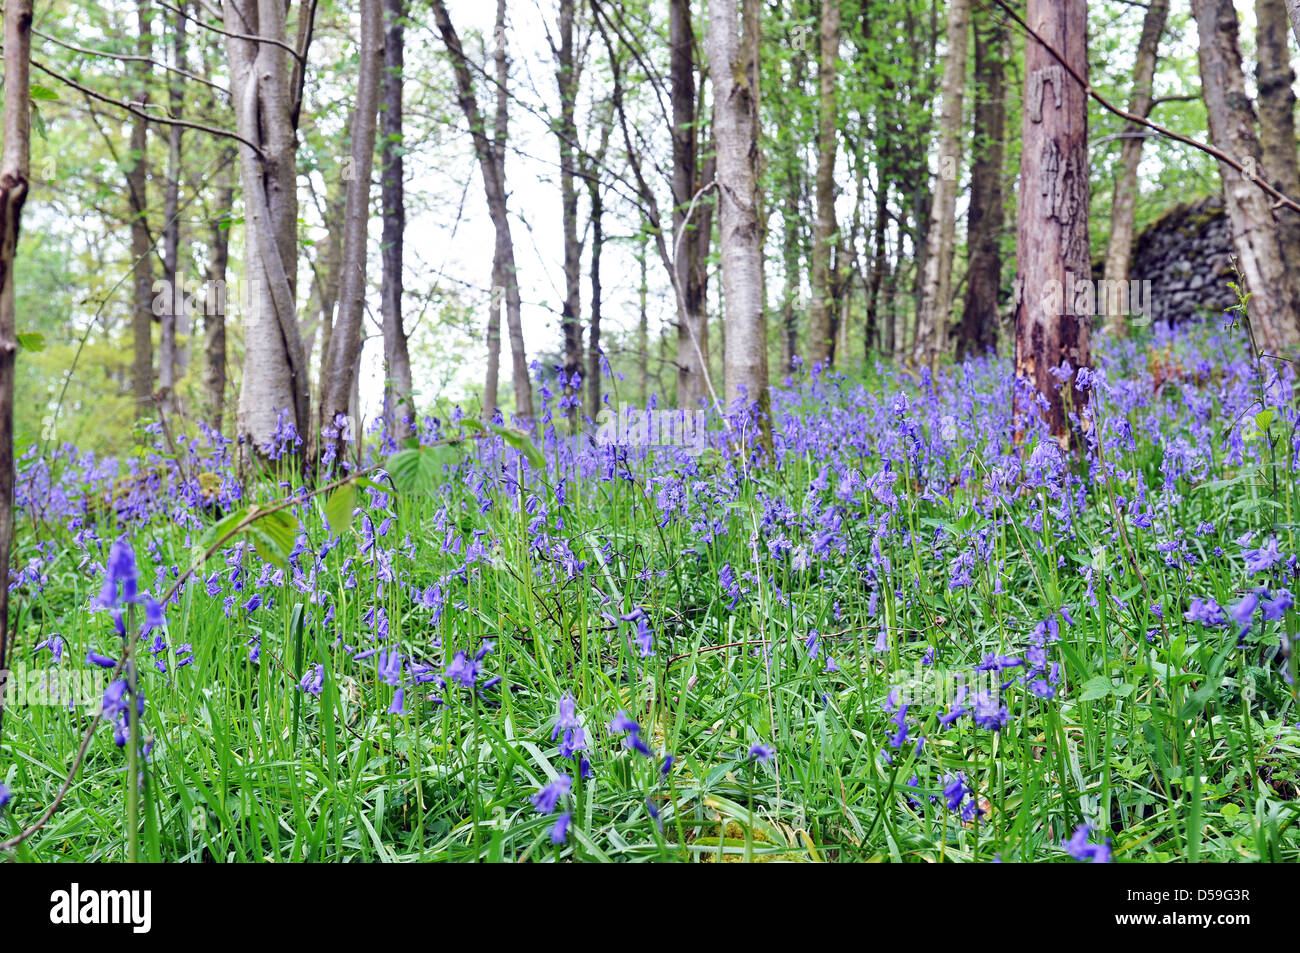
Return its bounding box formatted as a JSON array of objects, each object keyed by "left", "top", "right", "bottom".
[
  {"left": 708, "top": 0, "right": 769, "bottom": 434},
  {"left": 0, "top": 0, "right": 34, "bottom": 731},
  {"left": 1256, "top": 0, "right": 1300, "bottom": 266},
  {"left": 913, "top": 0, "right": 969, "bottom": 370},
  {"left": 1191, "top": 0, "right": 1300, "bottom": 354},
  {"left": 807, "top": 0, "right": 839, "bottom": 369},
  {"left": 381, "top": 0, "right": 414, "bottom": 442},
  {"left": 1102, "top": 0, "right": 1168, "bottom": 337},
  {"left": 957, "top": 6, "right": 1006, "bottom": 359},
  {"left": 319, "top": 0, "right": 384, "bottom": 451},
  {"left": 224, "top": 0, "right": 310, "bottom": 456},
  {"left": 1012, "top": 0, "right": 1091, "bottom": 449},
  {"left": 432, "top": 0, "right": 534, "bottom": 420}
]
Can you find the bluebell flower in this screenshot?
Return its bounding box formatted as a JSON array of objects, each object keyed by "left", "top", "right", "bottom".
[
  {"left": 748, "top": 743, "right": 775, "bottom": 763},
  {"left": 1064, "top": 824, "right": 1111, "bottom": 863},
  {"left": 550, "top": 811, "right": 571, "bottom": 845},
  {"left": 531, "top": 774, "right": 572, "bottom": 815}
]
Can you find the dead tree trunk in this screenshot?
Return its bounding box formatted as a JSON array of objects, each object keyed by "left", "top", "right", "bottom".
[
  {"left": 1192, "top": 0, "right": 1300, "bottom": 354},
  {"left": 1012, "top": 0, "right": 1091, "bottom": 449}
]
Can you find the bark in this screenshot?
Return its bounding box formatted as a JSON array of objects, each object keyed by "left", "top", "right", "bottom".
[
  {"left": 1102, "top": 0, "right": 1168, "bottom": 336},
  {"left": 1192, "top": 0, "right": 1300, "bottom": 353},
  {"left": 671, "top": 0, "right": 713, "bottom": 411},
  {"left": 158, "top": 5, "right": 187, "bottom": 419},
  {"left": 1256, "top": 0, "right": 1300, "bottom": 266},
  {"left": 708, "top": 0, "right": 769, "bottom": 436},
  {"left": 637, "top": 225, "right": 649, "bottom": 404},
  {"left": 0, "top": 0, "right": 34, "bottom": 738},
  {"left": 913, "top": 0, "right": 969, "bottom": 370},
  {"left": 432, "top": 0, "right": 534, "bottom": 419},
  {"left": 807, "top": 0, "right": 840, "bottom": 369},
  {"left": 587, "top": 172, "right": 604, "bottom": 414},
  {"left": 224, "top": 0, "right": 310, "bottom": 456},
  {"left": 381, "top": 0, "right": 414, "bottom": 442},
  {"left": 308, "top": 175, "right": 346, "bottom": 410},
  {"left": 1285, "top": 0, "right": 1300, "bottom": 50},
  {"left": 866, "top": 179, "right": 888, "bottom": 357},
  {"left": 556, "top": 0, "right": 583, "bottom": 416},
  {"left": 484, "top": 0, "right": 509, "bottom": 419},
  {"left": 204, "top": 152, "right": 234, "bottom": 433},
  {"left": 319, "top": 0, "right": 384, "bottom": 449},
  {"left": 1012, "top": 0, "right": 1091, "bottom": 449},
  {"left": 957, "top": 6, "right": 1007, "bottom": 358},
  {"left": 130, "top": 1, "right": 153, "bottom": 419}
]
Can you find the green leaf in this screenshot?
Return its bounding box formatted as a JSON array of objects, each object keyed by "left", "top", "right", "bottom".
[
  {"left": 323, "top": 483, "right": 357, "bottom": 535},
  {"left": 30, "top": 84, "right": 60, "bottom": 101},
  {"left": 489, "top": 424, "right": 546, "bottom": 469},
  {"left": 16, "top": 331, "right": 45, "bottom": 352},
  {"left": 386, "top": 446, "right": 456, "bottom": 495},
  {"left": 1080, "top": 676, "right": 1112, "bottom": 701},
  {"left": 1254, "top": 408, "right": 1275, "bottom": 431}
]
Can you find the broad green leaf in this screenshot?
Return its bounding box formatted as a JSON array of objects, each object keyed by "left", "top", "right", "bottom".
[
  {"left": 489, "top": 424, "right": 546, "bottom": 469},
  {"left": 324, "top": 483, "right": 357, "bottom": 535}
]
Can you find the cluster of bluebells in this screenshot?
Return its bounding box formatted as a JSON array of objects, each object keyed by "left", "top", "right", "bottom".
[{"left": 1064, "top": 824, "right": 1112, "bottom": 863}]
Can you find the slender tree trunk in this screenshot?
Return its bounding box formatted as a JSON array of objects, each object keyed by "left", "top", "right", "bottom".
[
  {"left": 588, "top": 171, "right": 604, "bottom": 414},
  {"left": 957, "top": 6, "right": 1007, "bottom": 358},
  {"left": 1284, "top": 0, "right": 1300, "bottom": 49},
  {"left": 381, "top": 0, "right": 414, "bottom": 441},
  {"left": 671, "top": 0, "right": 712, "bottom": 411},
  {"left": 308, "top": 181, "right": 345, "bottom": 414},
  {"left": 807, "top": 0, "right": 839, "bottom": 369},
  {"left": 556, "top": 0, "right": 583, "bottom": 416},
  {"left": 637, "top": 224, "right": 649, "bottom": 404},
  {"left": 0, "top": 0, "right": 34, "bottom": 738},
  {"left": 320, "top": 0, "right": 384, "bottom": 449},
  {"left": 1102, "top": 0, "right": 1168, "bottom": 336},
  {"left": 432, "top": 0, "right": 533, "bottom": 419},
  {"left": 709, "top": 0, "right": 769, "bottom": 437},
  {"left": 130, "top": 1, "right": 153, "bottom": 419},
  {"left": 867, "top": 179, "right": 888, "bottom": 357},
  {"left": 1192, "top": 0, "right": 1300, "bottom": 353},
  {"left": 159, "top": 5, "right": 187, "bottom": 419},
  {"left": 914, "top": 0, "right": 969, "bottom": 370},
  {"left": 1012, "top": 0, "right": 1091, "bottom": 449},
  {"left": 204, "top": 153, "right": 233, "bottom": 433},
  {"left": 1256, "top": 0, "right": 1300, "bottom": 265},
  {"left": 225, "top": 0, "right": 310, "bottom": 457},
  {"left": 483, "top": 0, "right": 509, "bottom": 420}
]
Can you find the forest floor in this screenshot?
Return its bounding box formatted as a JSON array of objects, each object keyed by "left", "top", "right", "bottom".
[{"left": 1, "top": 317, "right": 1297, "bottom": 862}]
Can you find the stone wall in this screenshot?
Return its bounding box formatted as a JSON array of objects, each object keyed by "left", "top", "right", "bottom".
[{"left": 1128, "top": 194, "right": 1237, "bottom": 326}]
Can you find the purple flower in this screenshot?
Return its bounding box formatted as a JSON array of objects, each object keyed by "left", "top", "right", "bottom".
[
  {"left": 748, "top": 743, "right": 775, "bottom": 763},
  {"left": 1185, "top": 597, "right": 1225, "bottom": 626},
  {"left": 971, "top": 692, "right": 1010, "bottom": 731},
  {"left": 531, "top": 774, "right": 572, "bottom": 815},
  {"left": 550, "top": 811, "right": 571, "bottom": 845},
  {"left": 1064, "top": 824, "right": 1111, "bottom": 863},
  {"left": 386, "top": 688, "right": 406, "bottom": 715},
  {"left": 86, "top": 650, "right": 117, "bottom": 669},
  {"left": 0, "top": 782, "right": 10, "bottom": 813}
]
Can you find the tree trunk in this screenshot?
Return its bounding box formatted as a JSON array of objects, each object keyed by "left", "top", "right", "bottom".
[
  {"left": 556, "top": 0, "right": 583, "bottom": 417},
  {"left": 1192, "top": 0, "right": 1300, "bottom": 354},
  {"left": 204, "top": 152, "right": 233, "bottom": 433},
  {"left": 432, "top": 0, "right": 534, "bottom": 420},
  {"left": 867, "top": 179, "right": 889, "bottom": 357},
  {"left": 807, "top": 0, "right": 839, "bottom": 369},
  {"left": 159, "top": 5, "right": 187, "bottom": 420},
  {"left": 1284, "top": 0, "right": 1300, "bottom": 49},
  {"left": 1012, "top": 0, "right": 1091, "bottom": 449},
  {"left": 637, "top": 224, "right": 649, "bottom": 404},
  {"left": 588, "top": 171, "right": 604, "bottom": 414},
  {"left": 225, "top": 0, "right": 310, "bottom": 457},
  {"left": 0, "top": 0, "right": 34, "bottom": 737},
  {"left": 1256, "top": 0, "right": 1300, "bottom": 266},
  {"left": 130, "top": 1, "right": 153, "bottom": 420},
  {"left": 319, "top": 0, "right": 384, "bottom": 451},
  {"left": 913, "top": 0, "right": 969, "bottom": 370},
  {"left": 708, "top": 0, "right": 769, "bottom": 435},
  {"left": 1102, "top": 0, "right": 1168, "bottom": 336},
  {"left": 671, "top": 0, "right": 713, "bottom": 411},
  {"left": 381, "top": 0, "right": 414, "bottom": 442},
  {"left": 957, "top": 5, "right": 1007, "bottom": 359}
]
